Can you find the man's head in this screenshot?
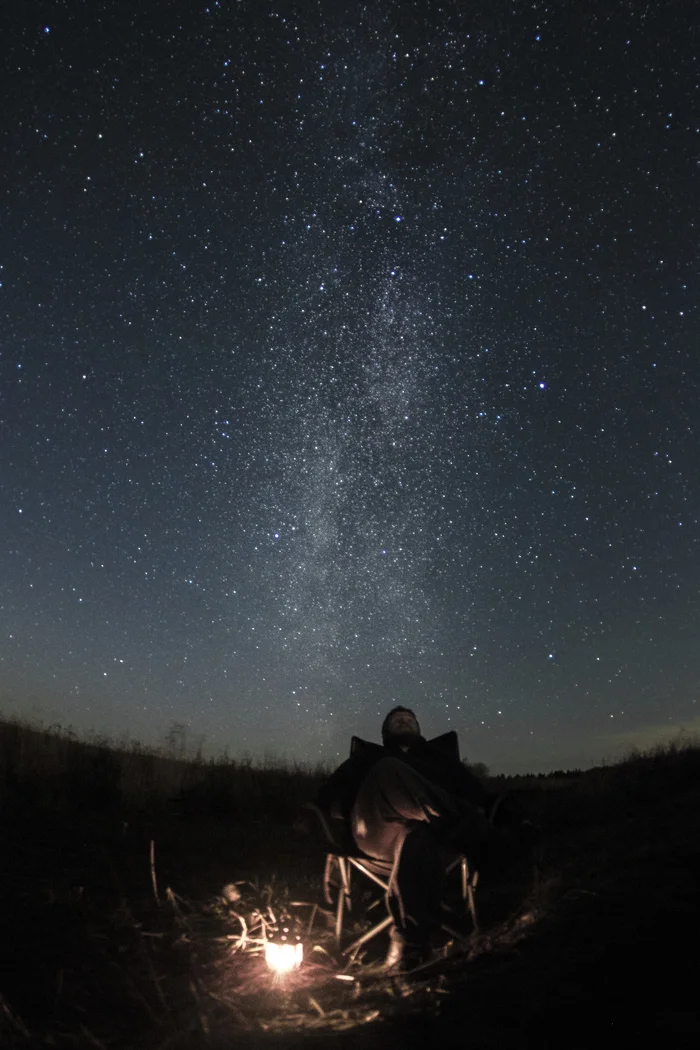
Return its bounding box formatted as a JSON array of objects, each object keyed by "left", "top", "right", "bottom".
[{"left": 381, "top": 706, "right": 421, "bottom": 747}]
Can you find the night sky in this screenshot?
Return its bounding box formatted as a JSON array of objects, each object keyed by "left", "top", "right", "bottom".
[{"left": 1, "top": 2, "right": 698, "bottom": 773}]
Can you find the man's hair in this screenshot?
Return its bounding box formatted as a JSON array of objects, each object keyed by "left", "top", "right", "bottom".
[{"left": 381, "top": 705, "right": 418, "bottom": 741}]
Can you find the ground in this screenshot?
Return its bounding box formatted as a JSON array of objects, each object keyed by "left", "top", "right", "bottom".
[{"left": 1, "top": 744, "right": 699, "bottom": 1049}]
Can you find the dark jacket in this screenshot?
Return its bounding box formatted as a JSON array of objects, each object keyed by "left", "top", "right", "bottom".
[{"left": 315, "top": 732, "right": 487, "bottom": 821}]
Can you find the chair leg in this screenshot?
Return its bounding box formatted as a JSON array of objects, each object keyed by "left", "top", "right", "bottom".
[
  {"left": 324, "top": 854, "right": 349, "bottom": 945},
  {"left": 326, "top": 853, "right": 480, "bottom": 956},
  {"left": 342, "top": 914, "right": 394, "bottom": 959},
  {"left": 334, "top": 856, "right": 352, "bottom": 945}
]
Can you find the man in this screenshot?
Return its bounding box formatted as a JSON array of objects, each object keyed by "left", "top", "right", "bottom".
[{"left": 315, "top": 706, "right": 501, "bottom": 970}]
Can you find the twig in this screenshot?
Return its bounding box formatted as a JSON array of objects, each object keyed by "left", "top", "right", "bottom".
[
  {"left": 167, "top": 887, "right": 194, "bottom": 910},
  {"left": 0, "top": 993, "right": 30, "bottom": 1038},
  {"left": 150, "top": 839, "right": 161, "bottom": 905},
  {"left": 152, "top": 1021, "right": 200, "bottom": 1050},
  {"left": 227, "top": 909, "right": 248, "bottom": 949},
  {"left": 166, "top": 886, "right": 184, "bottom": 917},
  {"left": 103, "top": 956, "right": 163, "bottom": 1025},
  {"left": 204, "top": 989, "right": 252, "bottom": 1029},
  {"left": 140, "top": 937, "right": 171, "bottom": 1017},
  {"left": 118, "top": 895, "right": 170, "bottom": 1020},
  {"left": 79, "top": 1026, "right": 109, "bottom": 1049},
  {"left": 308, "top": 996, "right": 325, "bottom": 1017},
  {"left": 189, "top": 980, "right": 210, "bottom": 1036}
]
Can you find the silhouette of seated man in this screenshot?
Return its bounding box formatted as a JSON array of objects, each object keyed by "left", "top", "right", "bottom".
[{"left": 315, "top": 705, "right": 500, "bottom": 970}]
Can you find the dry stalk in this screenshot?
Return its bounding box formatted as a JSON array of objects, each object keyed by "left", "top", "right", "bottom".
[
  {"left": 117, "top": 897, "right": 171, "bottom": 1020},
  {"left": 204, "top": 989, "right": 253, "bottom": 1029},
  {"left": 0, "top": 993, "right": 30, "bottom": 1038},
  {"left": 189, "top": 979, "right": 210, "bottom": 1036},
  {"left": 167, "top": 887, "right": 193, "bottom": 909},
  {"left": 288, "top": 899, "right": 319, "bottom": 935},
  {"left": 79, "top": 1025, "right": 109, "bottom": 1049},
  {"left": 142, "top": 939, "right": 170, "bottom": 1017},
  {"left": 227, "top": 908, "right": 248, "bottom": 949},
  {"left": 150, "top": 839, "right": 161, "bottom": 905},
  {"left": 153, "top": 1022, "right": 200, "bottom": 1050},
  {"left": 261, "top": 1006, "right": 381, "bottom": 1033},
  {"left": 308, "top": 995, "right": 325, "bottom": 1017},
  {"left": 103, "top": 957, "right": 163, "bottom": 1026},
  {"left": 165, "top": 886, "right": 185, "bottom": 921}
]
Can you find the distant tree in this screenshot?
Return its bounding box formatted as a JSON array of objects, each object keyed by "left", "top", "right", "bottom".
[
  {"left": 466, "top": 760, "right": 490, "bottom": 780},
  {"left": 164, "top": 721, "right": 188, "bottom": 757}
]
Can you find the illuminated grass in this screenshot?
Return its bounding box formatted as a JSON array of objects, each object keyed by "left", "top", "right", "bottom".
[{"left": 0, "top": 716, "right": 698, "bottom": 1047}]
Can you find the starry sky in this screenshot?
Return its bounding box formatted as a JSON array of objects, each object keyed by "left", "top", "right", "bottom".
[{"left": 1, "top": 1, "right": 698, "bottom": 773}]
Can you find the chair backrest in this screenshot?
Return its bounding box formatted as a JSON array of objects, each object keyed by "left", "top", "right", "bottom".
[
  {"left": 349, "top": 735, "right": 384, "bottom": 759},
  {"left": 425, "top": 730, "right": 461, "bottom": 761},
  {"left": 350, "top": 729, "right": 461, "bottom": 762}
]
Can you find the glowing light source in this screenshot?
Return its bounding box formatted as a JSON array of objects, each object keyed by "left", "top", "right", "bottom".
[{"left": 264, "top": 933, "right": 303, "bottom": 973}]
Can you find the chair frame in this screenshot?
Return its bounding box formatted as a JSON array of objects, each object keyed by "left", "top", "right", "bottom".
[
  {"left": 310, "top": 731, "right": 487, "bottom": 958},
  {"left": 312, "top": 803, "right": 480, "bottom": 958}
]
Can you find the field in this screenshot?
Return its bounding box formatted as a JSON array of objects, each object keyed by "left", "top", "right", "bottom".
[{"left": 1, "top": 717, "right": 699, "bottom": 1049}]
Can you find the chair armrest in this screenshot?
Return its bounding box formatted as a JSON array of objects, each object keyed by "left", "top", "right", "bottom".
[{"left": 306, "top": 802, "right": 357, "bottom": 854}]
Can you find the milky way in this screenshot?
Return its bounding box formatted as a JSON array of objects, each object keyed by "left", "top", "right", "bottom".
[{"left": 0, "top": 2, "right": 697, "bottom": 771}]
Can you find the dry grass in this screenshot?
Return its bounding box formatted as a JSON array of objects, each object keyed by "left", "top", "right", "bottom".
[
  {"left": 1, "top": 715, "right": 699, "bottom": 1048},
  {"left": 0, "top": 714, "right": 328, "bottom": 822}
]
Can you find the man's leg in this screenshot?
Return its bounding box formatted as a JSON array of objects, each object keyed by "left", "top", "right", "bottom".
[
  {"left": 392, "top": 822, "right": 443, "bottom": 940},
  {"left": 351, "top": 757, "right": 474, "bottom": 963},
  {"left": 351, "top": 756, "right": 494, "bottom": 863},
  {"left": 351, "top": 756, "right": 457, "bottom": 861}
]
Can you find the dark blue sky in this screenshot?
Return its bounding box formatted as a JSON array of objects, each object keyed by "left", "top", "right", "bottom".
[{"left": 1, "top": 1, "right": 697, "bottom": 772}]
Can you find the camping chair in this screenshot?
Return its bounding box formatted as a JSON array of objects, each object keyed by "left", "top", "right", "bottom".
[{"left": 309, "top": 733, "right": 480, "bottom": 959}]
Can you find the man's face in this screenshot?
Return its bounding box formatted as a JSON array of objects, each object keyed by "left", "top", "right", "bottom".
[{"left": 384, "top": 709, "right": 420, "bottom": 740}]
